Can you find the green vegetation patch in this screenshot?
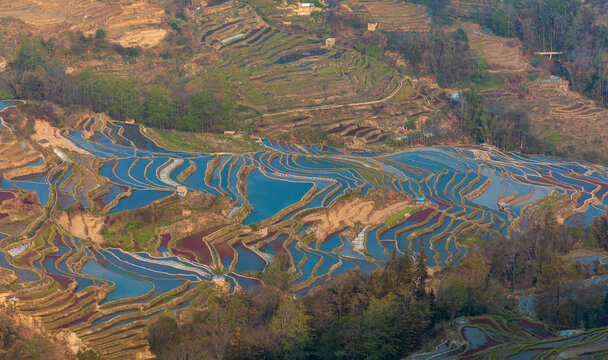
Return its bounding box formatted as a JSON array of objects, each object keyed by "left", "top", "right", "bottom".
[
  {"left": 385, "top": 206, "right": 423, "bottom": 227},
  {"left": 148, "top": 128, "right": 259, "bottom": 154}
]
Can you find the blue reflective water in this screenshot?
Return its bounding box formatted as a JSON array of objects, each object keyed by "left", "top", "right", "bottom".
[
  {"left": 293, "top": 251, "right": 320, "bottom": 284},
  {"left": 108, "top": 190, "right": 171, "bottom": 214},
  {"left": 0, "top": 252, "right": 39, "bottom": 283},
  {"left": 91, "top": 309, "right": 138, "bottom": 328},
  {"left": 10, "top": 178, "right": 50, "bottom": 206},
  {"left": 80, "top": 261, "right": 153, "bottom": 304},
  {"left": 234, "top": 243, "right": 266, "bottom": 273},
  {"left": 244, "top": 170, "right": 313, "bottom": 224},
  {"left": 365, "top": 229, "right": 390, "bottom": 262}
]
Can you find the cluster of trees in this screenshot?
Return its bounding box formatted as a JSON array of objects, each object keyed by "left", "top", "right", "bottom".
[
  {"left": 535, "top": 264, "right": 608, "bottom": 329},
  {"left": 146, "top": 206, "right": 608, "bottom": 359},
  {"left": 483, "top": 0, "right": 608, "bottom": 107},
  {"left": 453, "top": 87, "right": 608, "bottom": 164},
  {"left": 471, "top": 208, "right": 608, "bottom": 329},
  {"left": 0, "top": 37, "right": 237, "bottom": 133},
  {"left": 385, "top": 29, "right": 482, "bottom": 86},
  {"left": 408, "top": 0, "right": 450, "bottom": 24},
  {"left": 146, "top": 210, "right": 608, "bottom": 360},
  {"left": 591, "top": 211, "right": 608, "bottom": 250},
  {"left": 455, "top": 89, "right": 539, "bottom": 153},
  {"left": 148, "top": 250, "right": 439, "bottom": 360}
]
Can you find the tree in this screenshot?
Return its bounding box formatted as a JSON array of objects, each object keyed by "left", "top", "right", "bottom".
[
  {"left": 414, "top": 239, "right": 428, "bottom": 299},
  {"left": 536, "top": 261, "right": 568, "bottom": 325},
  {"left": 95, "top": 29, "right": 107, "bottom": 40},
  {"left": 476, "top": 113, "right": 498, "bottom": 144},
  {"left": 459, "top": 253, "right": 489, "bottom": 315},
  {"left": 535, "top": 209, "right": 559, "bottom": 274},
  {"left": 14, "top": 37, "right": 45, "bottom": 72},
  {"left": 205, "top": 295, "right": 249, "bottom": 360},
  {"left": 591, "top": 210, "right": 608, "bottom": 249},
  {"left": 269, "top": 298, "right": 312, "bottom": 355},
  {"left": 404, "top": 117, "right": 417, "bottom": 130},
  {"left": 438, "top": 274, "right": 467, "bottom": 322},
  {"left": 325, "top": 270, "right": 363, "bottom": 317},
  {"left": 147, "top": 316, "right": 179, "bottom": 355},
  {"left": 144, "top": 86, "right": 177, "bottom": 129},
  {"left": 360, "top": 293, "right": 401, "bottom": 360},
  {"left": 601, "top": 292, "right": 608, "bottom": 325}
]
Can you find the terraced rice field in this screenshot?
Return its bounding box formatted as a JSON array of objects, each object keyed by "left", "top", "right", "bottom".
[
  {"left": 251, "top": 79, "right": 448, "bottom": 145},
  {"left": 524, "top": 79, "right": 608, "bottom": 155},
  {"left": 343, "top": 0, "right": 431, "bottom": 32},
  {"left": 460, "top": 22, "right": 527, "bottom": 72},
  {"left": 0, "top": 0, "right": 167, "bottom": 48},
  {"left": 198, "top": 1, "right": 398, "bottom": 111},
  {"left": 528, "top": 80, "right": 608, "bottom": 123},
  {"left": 412, "top": 314, "right": 608, "bottom": 359},
  {"left": 2, "top": 101, "right": 608, "bottom": 356},
  {"left": 18, "top": 232, "right": 219, "bottom": 358},
  {"left": 446, "top": 0, "right": 492, "bottom": 21}
]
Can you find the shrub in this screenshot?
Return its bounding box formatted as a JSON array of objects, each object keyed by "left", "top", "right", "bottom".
[
  {"left": 404, "top": 117, "right": 417, "bottom": 130},
  {"left": 95, "top": 29, "right": 107, "bottom": 40}
]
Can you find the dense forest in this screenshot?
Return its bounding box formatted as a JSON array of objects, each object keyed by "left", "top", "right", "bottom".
[
  {"left": 148, "top": 249, "right": 437, "bottom": 360},
  {"left": 145, "top": 210, "right": 608, "bottom": 359}
]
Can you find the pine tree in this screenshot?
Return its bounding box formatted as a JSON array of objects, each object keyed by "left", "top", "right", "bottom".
[
  {"left": 601, "top": 292, "right": 608, "bottom": 325},
  {"left": 415, "top": 238, "right": 428, "bottom": 299},
  {"left": 397, "top": 252, "right": 413, "bottom": 285}
]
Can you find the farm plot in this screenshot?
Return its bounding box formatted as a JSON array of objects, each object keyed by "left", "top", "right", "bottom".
[
  {"left": 2, "top": 99, "right": 608, "bottom": 356},
  {"left": 0, "top": 0, "right": 167, "bottom": 48},
  {"left": 344, "top": 0, "right": 431, "bottom": 32},
  {"left": 528, "top": 80, "right": 608, "bottom": 123},
  {"left": 13, "top": 231, "right": 226, "bottom": 358},
  {"left": 198, "top": 1, "right": 398, "bottom": 111},
  {"left": 445, "top": 0, "right": 493, "bottom": 21},
  {"left": 250, "top": 79, "right": 441, "bottom": 145},
  {"left": 460, "top": 22, "right": 527, "bottom": 72},
  {"left": 525, "top": 79, "right": 608, "bottom": 156},
  {"left": 412, "top": 314, "right": 608, "bottom": 360},
  {"left": 21, "top": 112, "right": 608, "bottom": 265}
]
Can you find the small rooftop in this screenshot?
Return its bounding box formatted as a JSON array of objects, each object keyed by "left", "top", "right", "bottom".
[{"left": 176, "top": 185, "right": 188, "bottom": 197}]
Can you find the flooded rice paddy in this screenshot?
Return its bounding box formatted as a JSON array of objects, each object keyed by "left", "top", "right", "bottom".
[{"left": 2, "top": 101, "right": 608, "bottom": 351}]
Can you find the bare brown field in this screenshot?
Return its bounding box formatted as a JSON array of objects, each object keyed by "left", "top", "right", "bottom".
[
  {"left": 344, "top": 0, "right": 431, "bottom": 32},
  {"left": 247, "top": 77, "right": 450, "bottom": 147},
  {"left": 446, "top": 0, "right": 492, "bottom": 20},
  {"left": 0, "top": 0, "right": 167, "bottom": 48},
  {"left": 526, "top": 79, "right": 608, "bottom": 155},
  {"left": 460, "top": 22, "right": 527, "bottom": 72}
]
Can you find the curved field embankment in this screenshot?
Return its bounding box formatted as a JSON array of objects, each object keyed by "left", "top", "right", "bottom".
[{"left": 2, "top": 100, "right": 608, "bottom": 357}]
